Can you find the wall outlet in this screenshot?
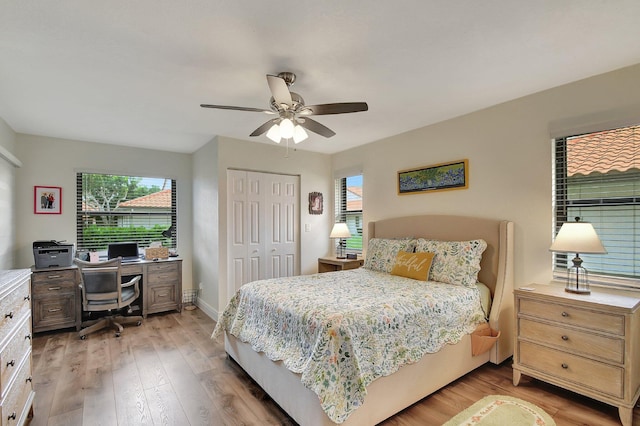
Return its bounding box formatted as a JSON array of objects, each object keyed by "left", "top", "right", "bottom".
[{"left": 305, "top": 224, "right": 311, "bottom": 232}]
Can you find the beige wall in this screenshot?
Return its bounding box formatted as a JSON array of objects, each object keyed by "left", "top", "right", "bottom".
[
  {"left": 333, "top": 63, "right": 640, "bottom": 290},
  {"left": 0, "top": 117, "right": 18, "bottom": 269},
  {"left": 14, "top": 134, "right": 194, "bottom": 291}
]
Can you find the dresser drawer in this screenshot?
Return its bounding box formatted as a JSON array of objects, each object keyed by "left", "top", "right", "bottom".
[
  {"left": 0, "top": 282, "right": 30, "bottom": 343},
  {"left": 518, "top": 340, "right": 623, "bottom": 398},
  {"left": 519, "top": 318, "right": 624, "bottom": 363},
  {"left": 519, "top": 298, "right": 625, "bottom": 335},
  {"left": 0, "top": 316, "right": 31, "bottom": 399},
  {"left": 0, "top": 354, "right": 33, "bottom": 426},
  {"left": 32, "top": 270, "right": 76, "bottom": 296},
  {"left": 147, "top": 262, "right": 179, "bottom": 285}
]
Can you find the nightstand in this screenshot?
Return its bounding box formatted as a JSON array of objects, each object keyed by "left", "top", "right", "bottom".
[
  {"left": 513, "top": 284, "right": 640, "bottom": 426},
  {"left": 317, "top": 257, "right": 363, "bottom": 273}
]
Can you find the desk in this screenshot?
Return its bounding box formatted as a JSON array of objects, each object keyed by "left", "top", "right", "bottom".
[{"left": 31, "top": 258, "right": 182, "bottom": 333}]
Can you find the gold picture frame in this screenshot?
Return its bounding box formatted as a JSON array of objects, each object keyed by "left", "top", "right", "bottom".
[{"left": 398, "top": 159, "right": 468, "bottom": 194}]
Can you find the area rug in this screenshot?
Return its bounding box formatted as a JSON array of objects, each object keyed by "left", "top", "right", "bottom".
[{"left": 443, "top": 395, "right": 556, "bottom": 426}]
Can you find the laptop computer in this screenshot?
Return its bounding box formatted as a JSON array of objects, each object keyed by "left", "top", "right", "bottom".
[{"left": 107, "top": 242, "right": 141, "bottom": 263}]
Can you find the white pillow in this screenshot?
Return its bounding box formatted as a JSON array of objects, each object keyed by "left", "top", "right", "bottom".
[
  {"left": 415, "top": 238, "right": 487, "bottom": 287},
  {"left": 364, "top": 238, "right": 416, "bottom": 273}
]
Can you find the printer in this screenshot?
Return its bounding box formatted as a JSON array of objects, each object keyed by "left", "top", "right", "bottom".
[{"left": 33, "top": 240, "right": 74, "bottom": 269}]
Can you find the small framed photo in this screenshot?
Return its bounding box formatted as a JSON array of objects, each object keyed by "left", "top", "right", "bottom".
[
  {"left": 34, "top": 186, "right": 62, "bottom": 214},
  {"left": 309, "top": 192, "right": 323, "bottom": 215}
]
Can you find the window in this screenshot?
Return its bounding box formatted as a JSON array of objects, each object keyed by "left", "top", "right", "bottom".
[
  {"left": 553, "top": 124, "right": 640, "bottom": 286},
  {"left": 334, "top": 174, "right": 363, "bottom": 253},
  {"left": 76, "top": 173, "right": 176, "bottom": 252}
]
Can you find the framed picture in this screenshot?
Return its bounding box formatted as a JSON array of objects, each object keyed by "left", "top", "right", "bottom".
[
  {"left": 34, "top": 186, "right": 62, "bottom": 214},
  {"left": 398, "top": 159, "right": 468, "bottom": 195},
  {"left": 309, "top": 192, "right": 323, "bottom": 214}
]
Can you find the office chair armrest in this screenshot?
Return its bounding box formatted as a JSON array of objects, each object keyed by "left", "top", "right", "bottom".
[{"left": 122, "top": 275, "right": 141, "bottom": 288}]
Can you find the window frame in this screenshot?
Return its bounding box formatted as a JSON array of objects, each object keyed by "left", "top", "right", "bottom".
[
  {"left": 76, "top": 172, "right": 177, "bottom": 253},
  {"left": 334, "top": 174, "right": 363, "bottom": 254},
  {"left": 553, "top": 128, "right": 640, "bottom": 288}
]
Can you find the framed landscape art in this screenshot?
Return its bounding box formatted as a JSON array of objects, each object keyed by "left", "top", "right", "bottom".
[{"left": 398, "top": 159, "right": 468, "bottom": 195}]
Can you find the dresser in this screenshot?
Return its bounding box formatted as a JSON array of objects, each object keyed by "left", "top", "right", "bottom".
[
  {"left": 0, "top": 269, "right": 35, "bottom": 426},
  {"left": 513, "top": 284, "right": 640, "bottom": 426}
]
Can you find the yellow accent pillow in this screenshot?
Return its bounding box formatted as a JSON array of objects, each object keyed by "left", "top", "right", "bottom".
[{"left": 390, "top": 251, "right": 435, "bottom": 281}]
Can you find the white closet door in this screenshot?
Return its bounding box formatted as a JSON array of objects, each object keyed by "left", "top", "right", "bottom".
[
  {"left": 227, "top": 170, "right": 299, "bottom": 300},
  {"left": 264, "top": 173, "right": 299, "bottom": 278},
  {"left": 227, "top": 169, "right": 249, "bottom": 296}
]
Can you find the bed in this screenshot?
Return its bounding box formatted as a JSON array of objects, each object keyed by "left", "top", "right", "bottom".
[{"left": 213, "top": 215, "right": 514, "bottom": 425}]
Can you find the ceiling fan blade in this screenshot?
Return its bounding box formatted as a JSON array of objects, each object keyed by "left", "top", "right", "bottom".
[
  {"left": 266, "top": 74, "right": 293, "bottom": 107},
  {"left": 302, "top": 102, "right": 368, "bottom": 115},
  {"left": 200, "top": 104, "right": 274, "bottom": 113},
  {"left": 298, "top": 118, "right": 336, "bottom": 138},
  {"left": 249, "top": 118, "right": 280, "bottom": 137}
]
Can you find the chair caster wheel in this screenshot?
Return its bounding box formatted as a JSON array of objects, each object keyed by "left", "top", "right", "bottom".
[
  {"left": 136, "top": 321, "right": 142, "bottom": 326},
  {"left": 115, "top": 333, "right": 121, "bottom": 338},
  {"left": 80, "top": 335, "right": 86, "bottom": 340}
]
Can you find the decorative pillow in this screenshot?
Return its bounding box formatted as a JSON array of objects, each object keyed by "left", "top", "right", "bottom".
[
  {"left": 364, "top": 238, "right": 416, "bottom": 273},
  {"left": 390, "top": 251, "right": 435, "bottom": 281},
  {"left": 415, "top": 238, "right": 487, "bottom": 287}
]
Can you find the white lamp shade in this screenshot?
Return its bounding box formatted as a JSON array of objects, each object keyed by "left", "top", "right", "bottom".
[
  {"left": 266, "top": 124, "right": 281, "bottom": 143},
  {"left": 330, "top": 223, "right": 351, "bottom": 239},
  {"left": 279, "top": 118, "right": 294, "bottom": 139},
  {"left": 293, "top": 125, "right": 308, "bottom": 144},
  {"left": 550, "top": 221, "right": 607, "bottom": 254}
]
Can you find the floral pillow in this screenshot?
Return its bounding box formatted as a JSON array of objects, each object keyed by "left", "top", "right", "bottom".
[
  {"left": 364, "top": 238, "right": 416, "bottom": 273},
  {"left": 415, "top": 238, "right": 487, "bottom": 287}
]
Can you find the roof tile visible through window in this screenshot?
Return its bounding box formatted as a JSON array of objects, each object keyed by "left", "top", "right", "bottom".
[
  {"left": 567, "top": 125, "right": 639, "bottom": 176},
  {"left": 347, "top": 186, "right": 362, "bottom": 211},
  {"left": 118, "top": 189, "right": 172, "bottom": 208}
]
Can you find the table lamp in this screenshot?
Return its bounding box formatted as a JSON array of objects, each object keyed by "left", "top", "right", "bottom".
[
  {"left": 549, "top": 217, "right": 607, "bottom": 294},
  {"left": 330, "top": 223, "right": 351, "bottom": 259}
]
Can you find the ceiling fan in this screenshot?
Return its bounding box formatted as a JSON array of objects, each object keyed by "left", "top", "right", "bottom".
[{"left": 200, "top": 72, "right": 368, "bottom": 144}]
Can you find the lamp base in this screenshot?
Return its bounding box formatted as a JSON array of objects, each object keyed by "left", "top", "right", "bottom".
[
  {"left": 565, "top": 287, "right": 591, "bottom": 295},
  {"left": 336, "top": 256, "right": 346, "bottom": 260}
]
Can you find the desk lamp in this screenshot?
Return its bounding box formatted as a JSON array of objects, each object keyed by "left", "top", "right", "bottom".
[
  {"left": 549, "top": 217, "right": 606, "bottom": 294},
  {"left": 330, "top": 223, "right": 351, "bottom": 259}
]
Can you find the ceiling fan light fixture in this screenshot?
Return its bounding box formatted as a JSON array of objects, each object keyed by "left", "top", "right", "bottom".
[
  {"left": 293, "top": 125, "right": 308, "bottom": 144},
  {"left": 266, "top": 124, "right": 281, "bottom": 143},
  {"left": 279, "top": 118, "right": 294, "bottom": 139}
]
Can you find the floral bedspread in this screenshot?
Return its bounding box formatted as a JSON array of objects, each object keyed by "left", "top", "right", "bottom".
[{"left": 211, "top": 268, "right": 486, "bottom": 423}]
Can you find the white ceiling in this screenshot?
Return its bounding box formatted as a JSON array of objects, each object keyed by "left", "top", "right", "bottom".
[{"left": 1, "top": 1, "right": 640, "bottom": 155}]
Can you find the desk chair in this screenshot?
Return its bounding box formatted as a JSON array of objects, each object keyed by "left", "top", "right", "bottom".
[{"left": 74, "top": 257, "right": 143, "bottom": 339}]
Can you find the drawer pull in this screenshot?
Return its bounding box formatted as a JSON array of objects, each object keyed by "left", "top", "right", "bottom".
[
  {"left": 25, "top": 334, "right": 32, "bottom": 340},
  {"left": 561, "top": 363, "right": 569, "bottom": 369},
  {"left": 48, "top": 286, "right": 62, "bottom": 291},
  {"left": 48, "top": 308, "right": 61, "bottom": 313},
  {"left": 47, "top": 275, "right": 62, "bottom": 279},
  {"left": 561, "top": 311, "right": 569, "bottom": 317},
  {"left": 7, "top": 412, "right": 16, "bottom": 421},
  {"left": 6, "top": 359, "right": 15, "bottom": 367},
  {"left": 158, "top": 292, "right": 168, "bottom": 297},
  {"left": 561, "top": 335, "right": 569, "bottom": 341},
  {"left": 4, "top": 311, "right": 13, "bottom": 319},
  {"left": 26, "top": 376, "right": 32, "bottom": 383},
  {"left": 24, "top": 295, "right": 30, "bottom": 301}
]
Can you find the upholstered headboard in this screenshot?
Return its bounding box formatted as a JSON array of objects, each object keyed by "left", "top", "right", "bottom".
[{"left": 368, "top": 214, "right": 514, "bottom": 363}]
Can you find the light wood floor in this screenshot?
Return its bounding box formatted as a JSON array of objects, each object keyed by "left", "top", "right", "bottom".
[{"left": 30, "top": 308, "right": 639, "bottom": 426}]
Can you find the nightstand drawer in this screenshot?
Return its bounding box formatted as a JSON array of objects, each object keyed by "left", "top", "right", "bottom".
[
  {"left": 519, "top": 318, "right": 624, "bottom": 363},
  {"left": 518, "top": 341, "right": 623, "bottom": 398},
  {"left": 519, "top": 298, "right": 625, "bottom": 335}
]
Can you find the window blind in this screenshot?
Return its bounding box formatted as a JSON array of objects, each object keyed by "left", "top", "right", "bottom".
[
  {"left": 553, "top": 124, "right": 640, "bottom": 286},
  {"left": 76, "top": 173, "right": 177, "bottom": 252}
]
